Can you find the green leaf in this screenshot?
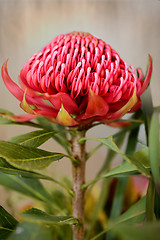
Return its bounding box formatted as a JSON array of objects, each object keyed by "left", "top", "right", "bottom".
[
  {"left": 0, "top": 116, "right": 13, "bottom": 124},
  {"left": 108, "top": 125, "right": 140, "bottom": 233},
  {"left": 0, "top": 109, "right": 13, "bottom": 115},
  {"left": 9, "top": 130, "right": 57, "bottom": 147},
  {"left": 83, "top": 161, "right": 147, "bottom": 190},
  {"left": 36, "top": 116, "right": 71, "bottom": 154},
  {"left": 130, "top": 147, "right": 150, "bottom": 169},
  {"left": 0, "top": 157, "right": 52, "bottom": 179},
  {"left": 21, "top": 208, "right": 79, "bottom": 226},
  {"left": 36, "top": 116, "right": 54, "bottom": 131},
  {"left": 83, "top": 148, "right": 150, "bottom": 190},
  {"left": 97, "top": 137, "right": 150, "bottom": 176},
  {"left": 0, "top": 140, "right": 65, "bottom": 170},
  {"left": 102, "top": 110, "right": 143, "bottom": 175},
  {"left": 80, "top": 136, "right": 150, "bottom": 177},
  {"left": 0, "top": 206, "right": 18, "bottom": 239},
  {"left": 0, "top": 173, "right": 66, "bottom": 213},
  {"left": 111, "top": 222, "right": 160, "bottom": 240},
  {"left": 0, "top": 173, "right": 52, "bottom": 202},
  {"left": 141, "top": 87, "right": 154, "bottom": 143},
  {"left": 8, "top": 221, "right": 53, "bottom": 240},
  {"left": 98, "top": 131, "right": 126, "bottom": 176},
  {"left": 0, "top": 109, "right": 14, "bottom": 124},
  {"left": 149, "top": 111, "right": 160, "bottom": 186},
  {"left": 91, "top": 197, "right": 146, "bottom": 240},
  {"left": 114, "top": 196, "right": 146, "bottom": 223},
  {"left": 0, "top": 206, "right": 18, "bottom": 229},
  {"left": 103, "top": 161, "right": 140, "bottom": 178},
  {"left": 0, "top": 158, "right": 73, "bottom": 196},
  {"left": 146, "top": 179, "right": 155, "bottom": 221}
]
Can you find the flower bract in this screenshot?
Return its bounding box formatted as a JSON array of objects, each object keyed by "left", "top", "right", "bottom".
[{"left": 1, "top": 32, "right": 152, "bottom": 126}]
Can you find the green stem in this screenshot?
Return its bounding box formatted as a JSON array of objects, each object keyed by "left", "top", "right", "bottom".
[{"left": 71, "top": 129, "right": 86, "bottom": 240}]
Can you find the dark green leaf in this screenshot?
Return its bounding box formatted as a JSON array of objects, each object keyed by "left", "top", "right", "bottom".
[
  {"left": 0, "top": 141, "right": 65, "bottom": 170},
  {"left": 0, "top": 206, "right": 18, "bottom": 239},
  {"left": 21, "top": 208, "right": 79, "bottom": 225},
  {"left": 9, "top": 130, "right": 57, "bottom": 147},
  {"left": 0, "top": 206, "right": 18, "bottom": 229},
  {"left": 8, "top": 221, "right": 53, "bottom": 240},
  {"left": 154, "top": 191, "right": 160, "bottom": 219}
]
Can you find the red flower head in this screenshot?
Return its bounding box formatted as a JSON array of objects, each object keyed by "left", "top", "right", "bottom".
[{"left": 1, "top": 32, "right": 152, "bottom": 126}]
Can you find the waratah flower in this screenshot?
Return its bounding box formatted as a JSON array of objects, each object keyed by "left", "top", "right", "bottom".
[{"left": 1, "top": 31, "right": 152, "bottom": 126}]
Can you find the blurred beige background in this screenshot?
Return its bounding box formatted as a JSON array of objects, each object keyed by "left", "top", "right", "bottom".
[{"left": 0, "top": 0, "right": 160, "bottom": 185}]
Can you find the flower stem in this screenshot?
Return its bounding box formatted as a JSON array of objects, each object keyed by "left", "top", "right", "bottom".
[{"left": 71, "top": 129, "right": 86, "bottom": 240}]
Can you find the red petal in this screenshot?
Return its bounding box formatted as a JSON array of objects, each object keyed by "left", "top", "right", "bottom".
[
  {"left": 20, "top": 67, "right": 44, "bottom": 93},
  {"left": 19, "top": 76, "right": 39, "bottom": 97},
  {"left": 0, "top": 112, "right": 36, "bottom": 122},
  {"left": 1, "top": 60, "right": 24, "bottom": 101},
  {"left": 44, "top": 92, "right": 79, "bottom": 114},
  {"left": 34, "top": 108, "right": 58, "bottom": 118},
  {"left": 11, "top": 114, "right": 37, "bottom": 122},
  {"left": 81, "top": 89, "right": 109, "bottom": 119},
  {"left": 1, "top": 60, "right": 57, "bottom": 111},
  {"left": 138, "top": 54, "right": 152, "bottom": 96},
  {"left": 20, "top": 93, "right": 58, "bottom": 118},
  {"left": 107, "top": 84, "right": 137, "bottom": 120},
  {"left": 129, "top": 98, "right": 141, "bottom": 113},
  {"left": 103, "top": 120, "right": 131, "bottom": 128}
]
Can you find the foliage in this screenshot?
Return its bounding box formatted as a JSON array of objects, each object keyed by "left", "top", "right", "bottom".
[{"left": 0, "top": 87, "right": 160, "bottom": 240}]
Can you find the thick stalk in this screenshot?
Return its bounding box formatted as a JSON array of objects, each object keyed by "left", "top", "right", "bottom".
[{"left": 71, "top": 130, "right": 86, "bottom": 240}]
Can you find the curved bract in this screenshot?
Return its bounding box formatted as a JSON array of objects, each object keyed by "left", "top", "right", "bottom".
[{"left": 1, "top": 32, "right": 152, "bottom": 126}]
